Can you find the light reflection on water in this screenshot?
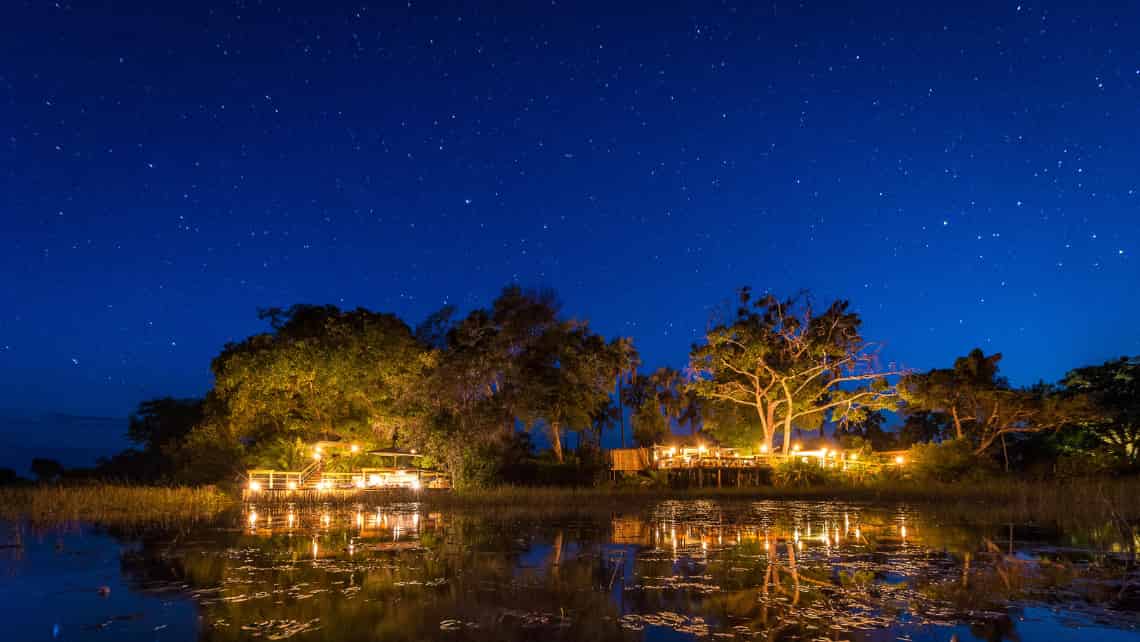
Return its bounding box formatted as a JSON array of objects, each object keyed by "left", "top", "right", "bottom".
[{"left": 3, "top": 500, "right": 1140, "bottom": 641}]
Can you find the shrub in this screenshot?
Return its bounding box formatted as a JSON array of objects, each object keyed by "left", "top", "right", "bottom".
[
  {"left": 772, "top": 458, "right": 840, "bottom": 487},
  {"left": 906, "top": 439, "right": 989, "bottom": 482}
]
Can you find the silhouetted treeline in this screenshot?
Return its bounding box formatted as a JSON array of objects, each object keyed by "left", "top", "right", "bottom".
[{"left": 15, "top": 285, "right": 1138, "bottom": 488}]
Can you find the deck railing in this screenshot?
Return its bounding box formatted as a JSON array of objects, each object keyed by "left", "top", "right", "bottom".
[
  {"left": 651, "top": 452, "right": 890, "bottom": 473},
  {"left": 247, "top": 469, "right": 306, "bottom": 490}
]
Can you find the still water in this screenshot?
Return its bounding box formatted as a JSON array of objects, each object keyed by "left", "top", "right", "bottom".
[{"left": 3, "top": 499, "right": 1140, "bottom": 641}]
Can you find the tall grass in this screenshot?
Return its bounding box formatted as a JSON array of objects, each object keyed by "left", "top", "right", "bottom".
[
  {"left": 412, "top": 478, "right": 1140, "bottom": 525},
  {"left": 0, "top": 484, "right": 233, "bottom": 525},
  {"left": 5, "top": 478, "right": 1140, "bottom": 528}
]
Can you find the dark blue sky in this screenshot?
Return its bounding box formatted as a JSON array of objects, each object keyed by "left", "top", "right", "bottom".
[{"left": 2, "top": 1, "right": 1137, "bottom": 426}]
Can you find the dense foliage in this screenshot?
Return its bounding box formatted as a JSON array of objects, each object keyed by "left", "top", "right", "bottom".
[{"left": 18, "top": 285, "right": 1139, "bottom": 488}]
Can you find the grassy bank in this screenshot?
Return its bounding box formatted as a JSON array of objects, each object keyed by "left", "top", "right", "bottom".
[
  {"left": 4, "top": 478, "right": 1140, "bottom": 526},
  {"left": 0, "top": 485, "right": 234, "bottom": 524},
  {"left": 415, "top": 478, "right": 1140, "bottom": 524}
]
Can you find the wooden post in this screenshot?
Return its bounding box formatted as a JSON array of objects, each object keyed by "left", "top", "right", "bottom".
[{"left": 717, "top": 468, "right": 722, "bottom": 488}]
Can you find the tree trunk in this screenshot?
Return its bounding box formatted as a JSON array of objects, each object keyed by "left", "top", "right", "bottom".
[
  {"left": 760, "top": 403, "right": 777, "bottom": 453},
  {"left": 617, "top": 377, "right": 625, "bottom": 448},
  {"left": 781, "top": 382, "right": 795, "bottom": 455},
  {"left": 1000, "top": 432, "right": 1010, "bottom": 472},
  {"left": 951, "top": 406, "right": 964, "bottom": 440},
  {"left": 551, "top": 421, "right": 564, "bottom": 463}
]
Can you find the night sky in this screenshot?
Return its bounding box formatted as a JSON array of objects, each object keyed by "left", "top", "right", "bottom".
[{"left": 2, "top": 2, "right": 1138, "bottom": 457}]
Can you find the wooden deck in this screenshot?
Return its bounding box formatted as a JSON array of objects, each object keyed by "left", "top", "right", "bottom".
[
  {"left": 609, "top": 445, "right": 902, "bottom": 487},
  {"left": 244, "top": 446, "right": 451, "bottom": 498},
  {"left": 245, "top": 462, "right": 450, "bottom": 498}
]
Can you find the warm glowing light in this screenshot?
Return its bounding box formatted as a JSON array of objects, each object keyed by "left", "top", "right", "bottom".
[
  {"left": 350, "top": 443, "right": 360, "bottom": 453},
  {"left": 667, "top": 447, "right": 677, "bottom": 456},
  {"left": 311, "top": 538, "right": 319, "bottom": 558},
  {"left": 849, "top": 453, "right": 859, "bottom": 461},
  {"left": 894, "top": 455, "right": 905, "bottom": 465},
  {"left": 321, "top": 513, "right": 331, "bottom": 527},
  {"left": 317, "top": 480, "right": 331, "bottom": 491},
  {"left": 820, "top": 447, "right": 829, "bottom": 457},
  {"left": 410, "top": 448, "right": 417, "bottom": 455},
  {"left": 697, "top": 444, "right": 707, "bottom": 454},
  {"left": 900, "top": 525, "right": 908, "bottom": 539},
  {"left": 312, "top": 452, "right": 322, "bottom": 461},
  {"left": 410, "top": 478, "right": 422, "bottom": 491},
  {"left": 248, "top": 511, "right": 258, "bottom": 527},
  {"left": 287, "top": 512, "right": 295, "bottom": 528},
  {"left": 368, "top": 474, "right": 381, "bottom": 486},
  {"left": 353, "top": 478, "right": 365, "bottom": 489},
  {"left": 758, "top": 444, "right": 769, "bottom": 454},
  {"left": 248, "top": 480, "right": 262, "bottom": 492},
  {"left": 286, "top": 481, "right": 298, "bottom": 490},
  {"left": 792, "top": 443, "right": 801, "bottom": 452}
]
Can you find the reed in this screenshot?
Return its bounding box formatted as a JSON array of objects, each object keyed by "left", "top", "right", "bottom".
[
  {"left": 5, "top": 478, "right": 1139, "bottom": 528},
  {"left": 0, "top": 484, "right": 233, "bottom": 524},
  {"left": 411, "top": 478, "right": 1140, "bottom": 524}
]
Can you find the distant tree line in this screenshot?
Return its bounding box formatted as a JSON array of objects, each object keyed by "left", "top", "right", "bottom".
[{"left": 11, "top": 285, "right": 1137, "bottom": 488}]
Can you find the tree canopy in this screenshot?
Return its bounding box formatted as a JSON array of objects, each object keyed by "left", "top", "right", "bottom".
[
  {"left": 207, "top": 305, "right": 431, "bottom": 448},
  {"left": 1059, "top": 356, "right": 1140, "bottom": 465},
  {"left": 69, "top": 281, "right": 1140, "bottom": 487},
  {"left": 901, "top": 348, "right": 1099, "bottom": 467},
  {"left": 689, "top": 289, "right": 901, "bottom": 453}
]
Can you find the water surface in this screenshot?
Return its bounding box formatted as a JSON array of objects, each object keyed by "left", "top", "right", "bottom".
[{"left": 3, "top": 499, "right": 1140, "bottom": 641}]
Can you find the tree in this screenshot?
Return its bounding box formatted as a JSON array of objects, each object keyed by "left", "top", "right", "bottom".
[
  {"left": 418, "top": 286, "right": 562, "bottom": 481},
  {"left": 515, "top": 322, "right": 624, "bottom": 462},
  {"left": 1059, "top": 356, "right": 1140, "bottom": 465},
  {"left": 419, "top": 285, "right": 633, "bottom": 475},
  {"left": 836, "top": 410, "right": 896, "bottom": 451},
  {"left": 30, "top": 458, "right": 65, "bottom": 483},
  {"left": 205, "top": 305, "right": 430, "bottom": 451},
  {"left": 901, "top": 349, "right": 1097, "bottom": 469},
  {"left": 689, "top": 289, "right": 901, "bottom": 453},
  {"left": 673, "top": 387, "right": 704, "bottom": 437},
  {"left": 619, "top": 367, "right": 699, "bottom": 446},
  {"left": 900, "top": 348, "right": 1002, "bottom": 440},
  {"left": 622, "top": 369, "right": 670, "bottom": 446},
  {"left": 128, "top": 397, "right": 203, "bottom": 459},
  {"left": 898, "top": 410, "right": 951, "bottom": 447},
  {"left": 609, "top": 337, "right": 640, "bottom": 448},
  {"left": 0, "top": 468, "right": 24, "bottom": 486}
]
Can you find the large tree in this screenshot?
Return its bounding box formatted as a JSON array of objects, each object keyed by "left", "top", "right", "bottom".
[
  {"left": 206, "top": 305, "right": 430, "bottom": 449},
  {"left": 618, "top": 366, "right": 700, "bottom": 446},
  {"left": 689, "top": 289, "right": 901, "bottom": 453},
  {"left": 899, "top": 348, "right": 1001, "bottom": 440},
  {"left": 128, "top": 397, "right": 204, "bottom": 455},
  {"left": 901, "top": 349, "right": 1097, "bottom": 468},
  {"left": 420, "top": 285, "right": 633, "bottom": 470},
  {"left": 516, "top": 322, "right": 626, "bottom": 462},
  {"left": 1060, "top": 356, "right": 1140, "bottom": 465}
]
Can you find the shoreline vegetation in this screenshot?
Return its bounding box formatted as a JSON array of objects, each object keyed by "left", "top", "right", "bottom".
[
  {"left": 4, "top": 479, "right": 1140, "bottom": 526},
  {"left": 20, "top": 289, "right": 1137, "bottom": 503},
  {"left": 0, "top": 485, "right": 232, "bottom": 525}
]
